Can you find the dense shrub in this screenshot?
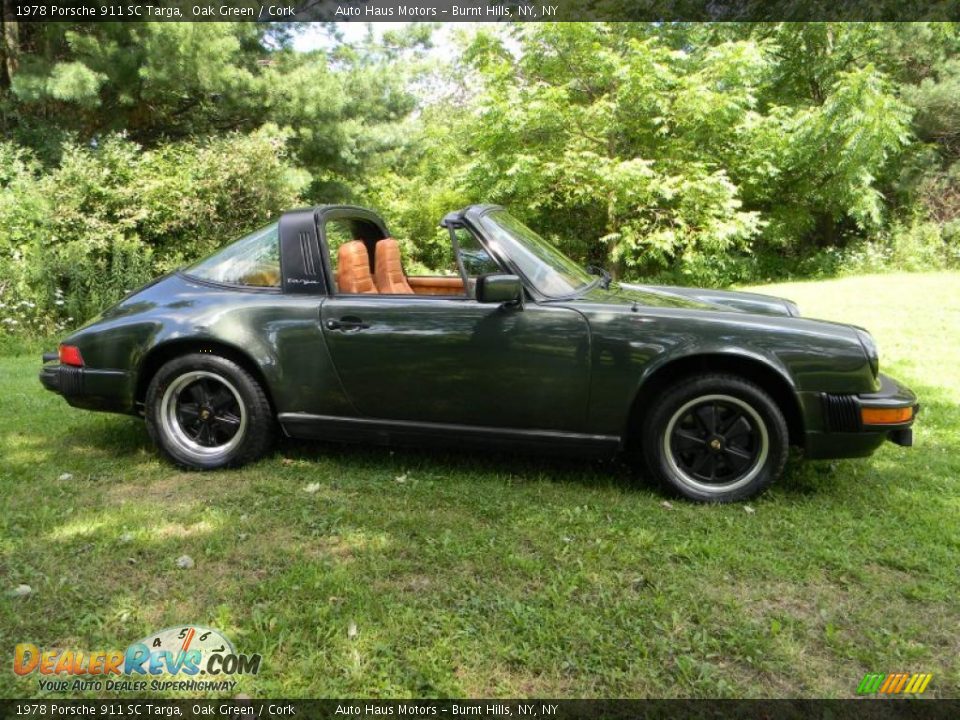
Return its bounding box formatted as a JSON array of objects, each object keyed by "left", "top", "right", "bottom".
[
  {"left": 0, "top": 127, "right": 308, "bottom": 338},
  {"left": 794, "top": 220, "right": 960, "bottom": 279}
]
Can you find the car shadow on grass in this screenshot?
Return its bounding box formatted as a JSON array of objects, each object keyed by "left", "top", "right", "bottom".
[
  {"left": 772, "top": 453, "right": 849, "bottom": 498},
  {"left": 276, "top": 437, "right": 916, "bottom": 503},
  {"left": 276, "top": 435, "right": 643, "bottom": 493},
  {"left": 64, "top": 416, "right": 152, "bottom": 454},
  {"left": 0, "top": 414, "right": 152, "bottom": 480},
  {"left": 32, "top": 418, "right": 915, "bottom": 503}
]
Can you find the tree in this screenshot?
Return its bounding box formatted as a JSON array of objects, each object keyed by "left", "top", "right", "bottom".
[
  {"left": 373, "top": 22, "right": 915, "bottom": 283},
  {"left": 0, "top": 21, "right": 429, "bottom": 201}
]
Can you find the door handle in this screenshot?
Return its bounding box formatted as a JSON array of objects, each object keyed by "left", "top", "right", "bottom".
[{"left": 326, "top": 318, "right": 370, "bottom": 331}]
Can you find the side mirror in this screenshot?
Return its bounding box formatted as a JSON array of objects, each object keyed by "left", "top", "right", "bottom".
[{"left": 476, "top": 274, "right": 522, "bottom": 305}]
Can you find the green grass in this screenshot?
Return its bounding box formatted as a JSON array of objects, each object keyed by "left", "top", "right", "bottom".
[{"left": 1, "top": 271, "right": 958, "bottom": 699}]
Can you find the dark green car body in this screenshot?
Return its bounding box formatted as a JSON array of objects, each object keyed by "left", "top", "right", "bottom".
[{"left": 40, "top": 204, "right": 917, "bottom": 473}]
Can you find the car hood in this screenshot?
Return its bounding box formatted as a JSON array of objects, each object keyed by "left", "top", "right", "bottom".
[{"left": 573, "top": 282, "right": 798, "bottom": 317}]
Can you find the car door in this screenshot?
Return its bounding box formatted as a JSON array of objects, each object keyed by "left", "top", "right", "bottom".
[{"left": 319, "top": 294, "right": 591, "bottom": 432}]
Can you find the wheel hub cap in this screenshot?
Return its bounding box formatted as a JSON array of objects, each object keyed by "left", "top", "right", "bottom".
[
  {"left": 159, "top": 370, "right": 248, "bottom": 459},
  {"left": 662, "top": 394, "right": 770, "bottom": 493}
]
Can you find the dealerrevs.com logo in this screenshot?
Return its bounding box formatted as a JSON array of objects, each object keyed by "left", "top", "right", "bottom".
[{"left": 14, "top": 626, "right": 261, "bottom": 693}]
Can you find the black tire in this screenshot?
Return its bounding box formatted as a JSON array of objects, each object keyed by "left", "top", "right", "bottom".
[
  {"left": 639, "top": 374, "right": 789, "bottom": 502},
  {"left": 145, "top": 353, "right": 274, "bottom": 470}
]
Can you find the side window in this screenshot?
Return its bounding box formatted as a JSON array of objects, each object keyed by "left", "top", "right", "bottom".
[
  {"left": 186, "top": 223, "right": 280, "bottom": 288},
  {"left": 455, "top": 227, "right": 501, "bottom": 278},
  {"left": 384, "top": 226, "right": 502, "bottom": 298},
  {"left": 403, "top": 228, "right": 500, "bottom": 279}
]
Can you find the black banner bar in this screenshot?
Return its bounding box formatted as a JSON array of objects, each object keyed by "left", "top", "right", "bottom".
[
  {"left": 1, "top": 700, "right": 959, "bottom": 720},
  {"left": 7, "top": 0, "right": 960, "bottom": 22}
]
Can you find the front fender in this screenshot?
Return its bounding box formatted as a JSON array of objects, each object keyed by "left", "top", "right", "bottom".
[
  {"left": 576, "top": 303, "right": 874, "bottom": 436},
  {"left": 633, "top": 341, "right": 796, "bottom": 399}
]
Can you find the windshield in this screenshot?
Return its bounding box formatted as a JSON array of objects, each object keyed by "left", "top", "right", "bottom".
[
  {"left": 476, "top": 210, "right": 593, "bottom": 298},
  {"left": 185, "top": 222, "right": 280, "bottom": 288}
]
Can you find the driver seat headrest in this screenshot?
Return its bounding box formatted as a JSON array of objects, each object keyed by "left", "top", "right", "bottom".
[
  {"left": 337, "top": 241, "right": 378, "bottom": 294},
  {"left": 374, "top": 238, "right": 414, "bottom": 294}
]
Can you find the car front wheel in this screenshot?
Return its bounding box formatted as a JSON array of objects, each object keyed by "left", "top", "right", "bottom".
[
  {"left": 145, "top": 353, "right": 274, "bottom": 470},
  {"left": 640, "top": 374, "right": 789, "bottom": 502}
]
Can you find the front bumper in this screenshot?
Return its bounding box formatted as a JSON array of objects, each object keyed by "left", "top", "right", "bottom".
[
  {"left": 40, "top": 354, "right": 135, "bottom": 414},
  {"left": 804, "top": 373, "right": 919, "bottom": 459}
]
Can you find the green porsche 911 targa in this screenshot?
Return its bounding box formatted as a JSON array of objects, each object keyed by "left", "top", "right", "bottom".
[{"left": 41, "top": 205, "right": 918, "bottom": 502}]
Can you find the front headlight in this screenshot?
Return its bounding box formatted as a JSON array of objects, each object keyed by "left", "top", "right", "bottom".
[{"left": 856, "top": 328, "right": 879, "bottom": 377}]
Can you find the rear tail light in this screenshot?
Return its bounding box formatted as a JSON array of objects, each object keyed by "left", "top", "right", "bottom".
[{"left": 59, "top": 345, "right": 84, "bottom": 367}]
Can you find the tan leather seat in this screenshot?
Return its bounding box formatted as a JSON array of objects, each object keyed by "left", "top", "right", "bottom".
[
  {"left": 337, "top": 241, "right": 378, "bottom": 294},
  {"left": 374, "top": 238, "right": 414, "bottom": 294}
]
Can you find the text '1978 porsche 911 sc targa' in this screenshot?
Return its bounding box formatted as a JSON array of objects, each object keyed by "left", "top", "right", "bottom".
[{"left": 40, "top": 204, "right": 919, "bottom": 502}]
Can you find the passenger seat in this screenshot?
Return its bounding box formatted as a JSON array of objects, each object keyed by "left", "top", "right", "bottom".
[
  {"left": 337, "top": 241, "right": 378, "bottom": 294},
  {"left": 374, "top": 238, "right": 414, "bottom": 294}
]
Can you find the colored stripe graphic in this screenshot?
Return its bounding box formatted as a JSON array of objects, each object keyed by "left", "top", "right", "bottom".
[
  {"left": 857, "top": 673, "right": 885, "bottom": 694},
  {"left": 879, "top": 674, "right": 898, "bottom": 693},
  {"left": 893, "top": 674, "right": 909, "bottom": 693},
  {"left": 858, "top": 672, "right": 933, "bottom": 695}
]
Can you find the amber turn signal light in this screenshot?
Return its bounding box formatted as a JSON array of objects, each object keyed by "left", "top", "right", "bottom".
[
  {"left": 58, "top": 344, "right": 84, "bottom": 367},
  {"left": 861, "top": 407, "right": 913, "bottom": 425}
]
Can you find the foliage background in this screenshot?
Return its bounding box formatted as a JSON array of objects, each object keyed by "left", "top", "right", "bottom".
[{"left": 1, "top": 21, "right": 960, "bottom": 333}]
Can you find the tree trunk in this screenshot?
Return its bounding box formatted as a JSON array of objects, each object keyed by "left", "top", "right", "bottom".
[
  {"left": 606, "top": 191, "right": 623, "bottom": 280},
  {"left": 0, "top": 0, "right": 19, "bottom": 90}
]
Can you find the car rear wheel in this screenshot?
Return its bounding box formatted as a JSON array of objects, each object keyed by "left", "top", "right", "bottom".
[
  {"left": 639, "top": 374, "right": 788, "bottom": 502},
  {"left": 145, "top": 353, "right": 274, "bottom": 469}
]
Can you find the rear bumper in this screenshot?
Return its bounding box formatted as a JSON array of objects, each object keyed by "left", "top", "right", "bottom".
[
  {"left": 39, "top": 356, "right": 135, "bottom": 414},
  {"left": 804, "top": 373, "right": 919, "bottom": 459}
]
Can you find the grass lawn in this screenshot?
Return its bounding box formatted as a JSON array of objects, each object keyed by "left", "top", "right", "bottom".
[{"left": 0, "top": 271, "right": 957, "bottom": 699}]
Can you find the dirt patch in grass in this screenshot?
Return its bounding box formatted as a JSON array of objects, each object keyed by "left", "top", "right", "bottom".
[
  {"left": 458, "top": 664, "right": 578, "bottom": 698},
  {"left": 107, "top": 474, "right": 195, "bottom": 504}
]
